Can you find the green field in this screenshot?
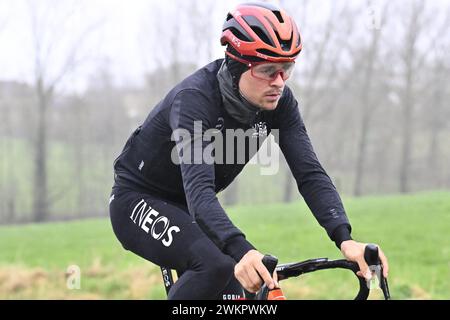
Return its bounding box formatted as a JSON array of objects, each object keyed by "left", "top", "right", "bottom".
[{"left": 0, "top": 191, "right": 449, "bottom": 299}]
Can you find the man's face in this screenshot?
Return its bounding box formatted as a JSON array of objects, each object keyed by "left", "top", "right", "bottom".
[{"left": 238, "top": 62, "right": 295, "bottom": 111}]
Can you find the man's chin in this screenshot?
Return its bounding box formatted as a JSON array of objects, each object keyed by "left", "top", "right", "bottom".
[{"left": 261, "top": 100, "right": 279, "bottom": 111}]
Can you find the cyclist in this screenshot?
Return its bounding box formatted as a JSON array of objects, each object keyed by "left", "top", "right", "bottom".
[{"left": 109, "top": 2, "right": 389, "bottom": 300}]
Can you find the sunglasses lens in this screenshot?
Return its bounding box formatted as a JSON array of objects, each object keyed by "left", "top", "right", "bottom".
[{"left": 251, "top": 62, "right": 295, "bottom": 81}]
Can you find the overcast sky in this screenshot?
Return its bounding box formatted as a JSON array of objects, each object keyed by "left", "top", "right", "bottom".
[
  {"left": 0, "top": 0, "right": 154, "bottom": 90},
  {"left": 0, "top": 0, "right": 240, "bottom": 92}
]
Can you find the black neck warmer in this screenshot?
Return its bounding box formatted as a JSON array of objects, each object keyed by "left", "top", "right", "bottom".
[{"left": 217, "top": 59, "right": 262, "bottom": 126}]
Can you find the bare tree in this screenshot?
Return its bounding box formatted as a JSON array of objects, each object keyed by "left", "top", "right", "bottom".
[
  {"left": 281, "top": 2, "right": 359, "bottom": 202},
  {"left": 397, "top": 0, "right": 428, "bottom": 193},
  {"left": 26, "top": 0, "right": 102, "bottom": 221},
  {"left": 0, "top": 1, "right": 14, "bottom": 222},
  {"left": 0, "top": 86, "right": 15, "bottom": 223},
  {"left": 425, "top": 11, "right": 450, "bottom": 188},
  {"left": 353, "top": 1, "right": 389, "bottom": 196},
  {"left": 191, "top": 0, "right": 217, "bottom": 63},
  {"left": 140, "top": 1, "right": 197, "bottom": 110}
]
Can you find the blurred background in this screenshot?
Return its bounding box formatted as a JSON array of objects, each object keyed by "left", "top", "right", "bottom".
[{"left": 0, "top": 0, "right": 449, "bottom": 299}]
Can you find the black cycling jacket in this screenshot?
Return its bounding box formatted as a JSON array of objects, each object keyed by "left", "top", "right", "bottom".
[{"left": 113, "top": 59, "right": 352, "bottom": 262}]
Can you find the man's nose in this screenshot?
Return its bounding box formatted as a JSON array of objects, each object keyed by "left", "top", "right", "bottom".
[{"left": 270, "top": 73, "right": 285, "bottom": 87}]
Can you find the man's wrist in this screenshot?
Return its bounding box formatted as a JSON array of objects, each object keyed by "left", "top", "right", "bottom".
[
  {"left": 339, "top": 239, "right": 356, "bottom": 251},
  {"left": 224, "top": 236, "right": 256, "bottom": 262},
  {"left": 332, "top": 224, "right": 353, "bottom": 249}
]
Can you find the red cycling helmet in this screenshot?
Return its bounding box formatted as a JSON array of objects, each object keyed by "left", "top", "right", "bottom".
[{"left": 221, "top": 2, "right": 302, "bottom": 64}]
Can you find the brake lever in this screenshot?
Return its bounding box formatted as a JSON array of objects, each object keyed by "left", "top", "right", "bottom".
[
  {"left": 244, "top": 254, "right": 278, "bottom": 300},
  {"left": 255, "top": 254, "right": 278, "bottom": 300},
  {"left": 364, "top": 244, "right": 391, "bottom": 300}
]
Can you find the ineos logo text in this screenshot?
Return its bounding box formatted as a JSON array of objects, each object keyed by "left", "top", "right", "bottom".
[{"left": 130, "top": 199, "right": 180, "bottom": 247}]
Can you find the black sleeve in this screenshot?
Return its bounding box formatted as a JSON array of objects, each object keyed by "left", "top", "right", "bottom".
[
  {"left": 169, "top": 89, "right": 255, "bottom": 262},
  {"left": 276, "top": 87, "right": 352, "bottom": 249}
]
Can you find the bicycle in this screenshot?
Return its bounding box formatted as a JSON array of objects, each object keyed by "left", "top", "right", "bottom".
[{"left": 160, "top": 244, "right": 390, "bottom": 300}]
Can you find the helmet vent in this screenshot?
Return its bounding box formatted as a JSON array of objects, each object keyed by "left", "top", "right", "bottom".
[
  {"left": 273, "top": 11, "right": 284, "bottom": 23},
  {"left": 228, "top": 27, "right": 252, "bottom": 42},
  {"left": 243, "top": 15, "right": 275, "bottom": 47},
  {"left": 250, "top": 25, "right": 275, "bottom": 47},
  {"left": 280, "top": 39, "right": 291, "bottom": 51},
  {"left": 276, "top": 30, "right": 293, "bottom": 51}
]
